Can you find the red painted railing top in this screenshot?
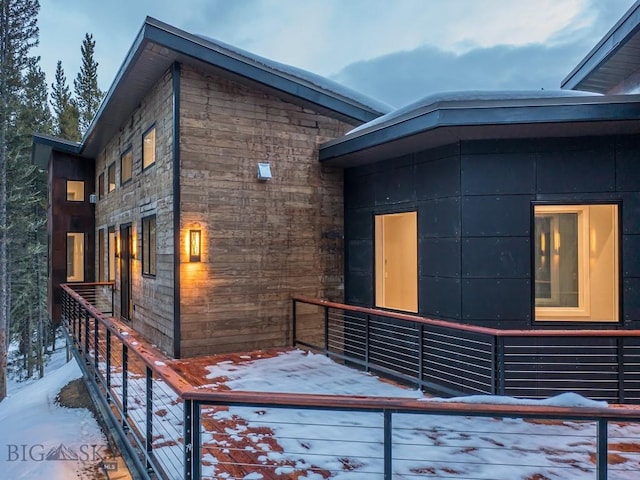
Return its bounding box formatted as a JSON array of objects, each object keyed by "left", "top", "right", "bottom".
[{"left": 292, "top": 296, "right": 640, "bottom": 338}]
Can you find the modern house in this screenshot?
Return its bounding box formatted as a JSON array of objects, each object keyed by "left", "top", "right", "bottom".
[
  {"left": 34, "top": 1, "right": 640, "bottom": 388},
  {"left": 33, "top": 17, "right": 389, "bottom": 358}
]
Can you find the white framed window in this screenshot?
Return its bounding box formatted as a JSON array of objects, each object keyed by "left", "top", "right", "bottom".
[
  {"left": 375, "top": 211, "right": 418, "bottom": 312},
  {"left": 534, "top": 204, "right": 618, "bottom": 322}
]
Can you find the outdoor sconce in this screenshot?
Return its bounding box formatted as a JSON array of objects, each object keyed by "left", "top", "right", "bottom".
[
  {"left": 189, "top": 230, "right": 201, "bottom": 262},
  {"left": 257, "top": 162, "right": 272, "bottom": 181},
  {"left": 115, "top": 234, "right": 120, "bottom": 258}
]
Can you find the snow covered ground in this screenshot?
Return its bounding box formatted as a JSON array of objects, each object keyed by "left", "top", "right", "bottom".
[
  {"left": 1, "top": 343, "right": 107, "bottom": 479},
  {"left": 198, "top": 350, "right": 640, "bottom": 480}
]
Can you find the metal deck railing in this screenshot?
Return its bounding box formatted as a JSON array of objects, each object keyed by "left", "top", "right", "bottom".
[
  {"left": 61, "top": 284, "right": 640, "bottom": 480},
  {"left": 292, "top": 296, "right": 640, "bottom": 403}
]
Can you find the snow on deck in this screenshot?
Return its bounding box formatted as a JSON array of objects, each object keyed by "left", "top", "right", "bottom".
[{"left": 165, "top": 349, "right": 640, "bottom": 480}]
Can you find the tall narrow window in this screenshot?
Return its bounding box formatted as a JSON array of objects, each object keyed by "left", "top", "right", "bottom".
[
  {"left": 108, "top": 163, "right": 116, "bottom": 192},
  {"left": 66, "top": 180, "right": 84, "bottom": 202},
  {"left": 108, "top": 227, "right": 116, "bottom": 281},
  {"left": 121, "top": 149, "right": 133, "bottom": 185},
  {"left": 98, "top": 172, "right": 105, "bottom": 199},
  {"left": 375, "top": 212, "right": 418, "bottom": 312},
  {"left": 66, "top": 232, "right": 85, "bottom": 282},
  {"left": 98, "top": 229, "right": 105, "bottom": 281},
  {"left": 142, "top": 126, "right": 156, "bottom": 170},
  {"left": 142, "top": 215, "right": 157, "bottom": 276},
  {"left": 534, "top": 204, "right": 618, "bottom": 322}
]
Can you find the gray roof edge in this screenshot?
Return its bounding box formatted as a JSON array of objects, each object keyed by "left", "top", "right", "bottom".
[
  {"left": 75, "top": 16, "right": 388, "bottom": 159},
  {"left": 319, "top": 94, "right": 640, "bottom": 161},
  {"left": 144, "top": 17, "right": 390, "bottom": 119},
  {"left": 561, "top": 0, "right": 640, "bottom": 90},
  {"left": 32, "top": 133, "right": 83, "bottom": 168}
]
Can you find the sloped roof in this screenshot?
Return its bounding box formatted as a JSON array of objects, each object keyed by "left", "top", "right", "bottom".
[
  {"left": 320, "top": 90, "right": 640, "bottom": 167},
  {"left": 562, "top": 0, "right": 640, "bottom": 92},
  {"left": 34, "top": 17, "right": 390, "bottom": 167}
]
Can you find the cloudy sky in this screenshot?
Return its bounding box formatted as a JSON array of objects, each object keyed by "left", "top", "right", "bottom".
[{"left": 35, "top": 0, "right": 636, "bottom": 109}]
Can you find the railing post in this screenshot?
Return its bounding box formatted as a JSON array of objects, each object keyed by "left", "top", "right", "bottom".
[
  {"left": 122, "top": 344, "right": 128, "bottom": 428},
  {"left": 495, "top": 335, "right": 505, "bottom": 395},
  {"left": 597, "top": 418, "right": 608, "bottom": 480},
  {"left": 383, "top": 410, "right": 392, "bottom": 480},
  {"left": 291, "top": 299, "right": 297, "bottom": 347},
  {"left": 618, "top": 337, "right": 626, "bottom": 404},
  {"left": 324, "top": 306, "right": 329, "bottom": 355},
  {"left": 94, "top": 318, "right": 99, "bottom": 376},
  {"left": 146, "top": 366, "right": 153, "bottom": 470},
  {"left": 417, "top": 324, "right": 424, "bottom": 390},
  {"left": 184, "top": 399, "right": 193, "bottom": 480},
  {"left": 84, "top": 310, "right": 90, "bottom": 362},
  {"left": 365, "top": 314, "right": 371, "bottom": 372},
  {"left": 193, "top": 401, "right": 201, "bottom": 480},
  {"left": 106, "top": 330, "right": 111, "bottom": 401}
]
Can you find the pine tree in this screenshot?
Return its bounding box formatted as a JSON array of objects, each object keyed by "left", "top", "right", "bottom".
[
  {"left": 50, "top": 60, "right": 80, "bottom": 141},
  {"left": 0, "top": 0, "right": 41, "bottom": 402},
  {"left": 74, "top": 33, "right": 103, "bottom": 135},
  {"left": 9, "top": 61, "right": 50, "bottom": 379}
]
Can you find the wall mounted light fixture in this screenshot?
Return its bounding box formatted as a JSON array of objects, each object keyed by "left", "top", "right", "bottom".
[
  {"left": 257, "top": 162, "right": 272, "bottom": 181},
  {"left": 115, "top": 233, "right": 120, "bottom": 258},
  {"left": 189, "top": 230, "right": 201, "bottom": 262}
]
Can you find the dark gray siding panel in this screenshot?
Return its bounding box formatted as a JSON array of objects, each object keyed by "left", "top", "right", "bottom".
[
  {"left": 415, "top": 154, "right": 460, "bottom": 199},
  {"left": 462, "top": 237, "right": 531, "bottom": 279},
  {"left": 419, "top": 198, "right": 461, "bottom": 238},
  {"left": 462, "top": 278, "right": 531, "bottom": 321},
  {"left": 462, "top": 152, "right": 536, "bottom": 195},
  {"left": 420, "top": 277, "right": 461, "bottom": 320},
  {"left": 623, "top": 235, "right": 640, "bottom": 277},
  {"left": 420, "top": 238, "right": 460, "bottom": 278},
  {"left": 536, "top": 146, "right": 615, "bottom": 193},
  {"left": 462, "top": 195, "right": 533, "bottom": 237}
]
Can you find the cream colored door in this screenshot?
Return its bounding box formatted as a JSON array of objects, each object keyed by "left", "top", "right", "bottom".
[{"left": 375, "top": 212, "right": 418, "bottom": 312}]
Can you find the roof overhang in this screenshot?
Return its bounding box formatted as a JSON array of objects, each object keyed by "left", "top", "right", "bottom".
[
  {"left": 32, "top": 133, "right": 82, "bottom": 169},
  {"left": 562, "top": 0, "right": 640, "bottom": 93},
  {"left": 35, "top": 17, "right": 388, "bottom": 163},
  {"left": 320, "top": 95, "right": 640, "bottom": 167}
]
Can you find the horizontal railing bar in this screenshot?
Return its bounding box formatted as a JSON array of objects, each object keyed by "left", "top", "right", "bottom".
[{"left": 294, "top": 296, "right": 640, "bottom": 338}]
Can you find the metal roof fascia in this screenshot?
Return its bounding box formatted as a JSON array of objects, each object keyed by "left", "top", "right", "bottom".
[
  {"left": 319, "top": 100, "right": 640, "bottom": 162},
  {"left": 143, "top": 20, "right": 382, "bottom": 123},
  {"left": 561, "top": 0, "right": 640, "bottom": 90}
]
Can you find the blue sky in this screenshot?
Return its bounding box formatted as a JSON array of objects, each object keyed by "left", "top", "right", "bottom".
[{"left": 36, "top": 0, "right": 636, "bottom": 108}]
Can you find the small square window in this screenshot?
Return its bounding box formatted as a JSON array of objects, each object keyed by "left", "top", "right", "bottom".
[
  {"left": 121, "top": 149, "right": 133, "bottom": 185},
  {"left": 66, "top": 180, "right": 85, "bottom": 202},
  {"left": 142, "top": 127, "right": 156, "bottom": 170},
  {"left": 108, "top": 163, "right": 116, "bottom": 192}
]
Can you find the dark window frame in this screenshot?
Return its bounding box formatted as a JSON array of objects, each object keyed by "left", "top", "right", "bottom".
[
  {"left": 107, "top": 163, "right": 116, "bottom": 193},
  {"left": 530, "top": 200, "right": 622, "bottom": 325},
  {"left": 66, "top": 179, "right": 85, "bottom": 202},
  {"left": 120, "top": 147, "right": 133, "bottom": 186},
  {"left": 98, "top": 172, "right": 105, "bottom": 199},
  {"left": 98, "top": 228, "right": 105, "bottom": 282},
  {"left": 142, "top": 215, "right": 157, "bottom": 277},
  {"left": 142, "top": 124, "right": 157, "bottom": 172}
]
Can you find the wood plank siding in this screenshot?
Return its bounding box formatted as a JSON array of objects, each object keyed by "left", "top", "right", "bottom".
[
  {"left": 178, "top": 65, "right": 351, "bottom": 357},
  {"left": 94, "top": 69, "right": 175, "bottom": 355}
]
